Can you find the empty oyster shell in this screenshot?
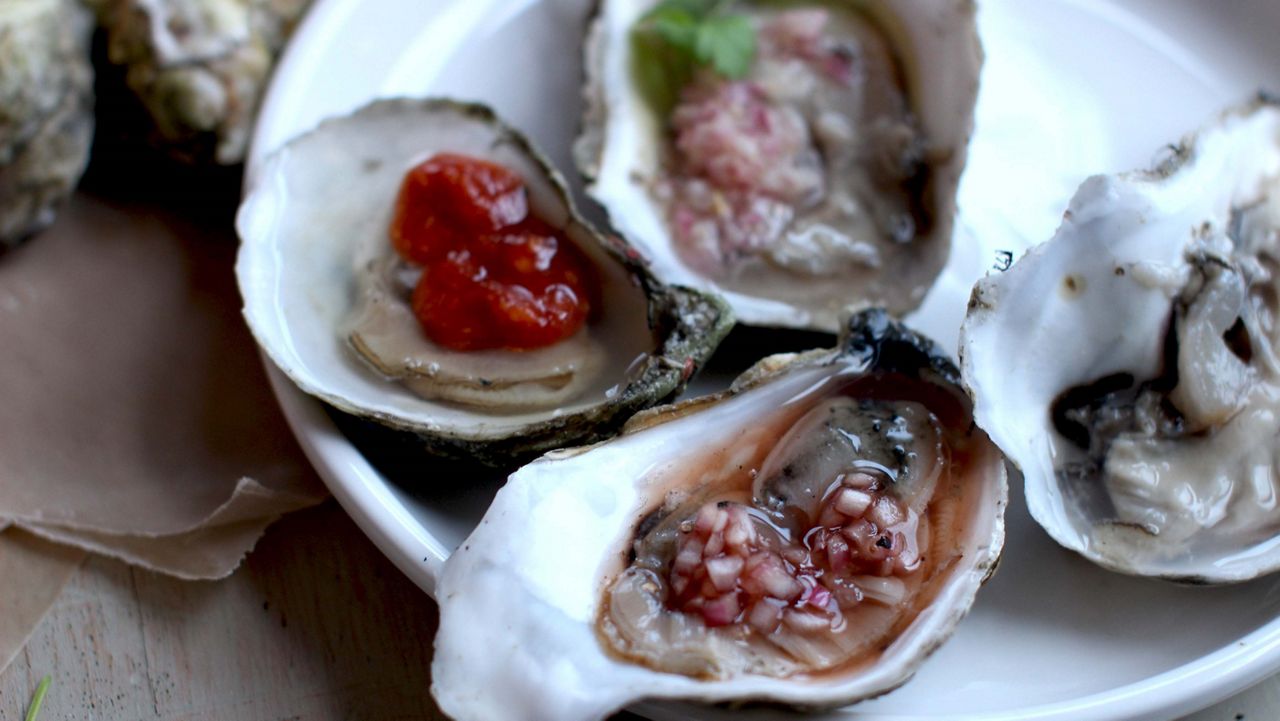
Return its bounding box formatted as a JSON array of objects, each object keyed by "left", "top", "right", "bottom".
[
  {"left": 432, "top": 309, "right": 1006, "bottom": 720},
  {"left": 577, "top": 0, "right": 982, "bottom": 330},
  {"left": 961, "top": 96, "right": 1280, "bottom": 583},
  {"left": 236, "top": 98, "right": 732, "bottom": 465}
]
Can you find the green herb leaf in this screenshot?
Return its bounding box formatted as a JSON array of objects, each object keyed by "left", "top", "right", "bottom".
[
  {"left": 642, "top": 0, "right": 718, "bottom": 20},
  {"left": 642, "top": 6, "right": 699, "bottom": 52},
  {"left": 631, "top": 0, "right": 758, "bottom": 114},
  {"left": 632, "top": 21, "right": 696, "bottom": 116},
  {"left": 25, "top": 676, "right": 51, "bottom": 721},
  {"left": 694, "top": 13, "right": 756, "bottom": 79}
]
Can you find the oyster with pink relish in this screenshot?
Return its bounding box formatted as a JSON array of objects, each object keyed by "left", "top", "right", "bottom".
[
  {"left": 577, "top": 0, "right": 982, "bottom": 330},
  {"left": 431, "top": 309, "right": 1006, "bottom": 720}
]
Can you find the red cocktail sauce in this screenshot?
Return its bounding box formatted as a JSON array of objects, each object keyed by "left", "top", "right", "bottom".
[{"left": 390, "top": 153, "right": 597, "bottom": 351}]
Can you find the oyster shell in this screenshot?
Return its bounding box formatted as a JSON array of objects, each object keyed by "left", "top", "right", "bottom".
[
  {"left": 961, "top": 97, "right": 1280, "bottom": 583},
  {"left": 96, "top": 0, "right": 313, "bottom": 164},
  {"left": 0, "top": 0, "right": 94, "bottom": 246},
  {"left": 577, "top": 0, "right": 982, "bottom": 330},
  {"left": 432, "top": 310, "right": 1006, "bottom": 720},
  {"left": 236, "top": 98, "right": 732, "bottom": 466}
]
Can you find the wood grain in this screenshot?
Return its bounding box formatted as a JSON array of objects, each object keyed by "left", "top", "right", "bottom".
[
  {"left": 0, "top": 503, "right": 447, "bottom": 720},
  {"left": 0, "top": 530, "right": 85, "bottom": 674},
  {"left": 1, "top": 501, "right": 1274, "bottom": 720}
]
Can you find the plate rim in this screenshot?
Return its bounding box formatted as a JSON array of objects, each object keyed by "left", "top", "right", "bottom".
[
  {"left": 244, "top": 0, "right": 1280, "bottom": 718},
  {"left": 265, "top": 367, "right": 1280, "bottom": 721}
]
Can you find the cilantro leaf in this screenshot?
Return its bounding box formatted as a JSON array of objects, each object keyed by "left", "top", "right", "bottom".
[
  {"left": 630, "top": 0, "right": 758, "bottom": 114},
  {"left": 631, "top": 27, "right": 694, "bottom": 115},
  {"left": 642, "top": 0, "right": 719, "bottom": 20},
  {"left": 642, "top": 5, "right": 699, "bottom": 52},
  {"left": 694, "top": 13, "right": 756, "bottom": 79}
]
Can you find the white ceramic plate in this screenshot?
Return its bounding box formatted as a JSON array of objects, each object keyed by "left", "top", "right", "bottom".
[{"left": 245, "top": 0, "right": 1280, "bottom": 718}]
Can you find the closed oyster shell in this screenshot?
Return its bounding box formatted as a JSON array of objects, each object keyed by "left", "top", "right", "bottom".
[
  {"left": 961, "top": 96, "right": 1280, "bottom": 583},
  {"left": 432, "top": 309, "right": 1006, "bottom": 720},
  {"left": 0, "top": 0, "right": 94, "bottom": 246},
  {"left": 577, "top": 0, "right": 982, "bottom": 330},
  {"left": 236, "top": 98, "right": 733, "bottom": 466},
  {"left": 96, "top": 0, "right": 312, "bottom": 164}
]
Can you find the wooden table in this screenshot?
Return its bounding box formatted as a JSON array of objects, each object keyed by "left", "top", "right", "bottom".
[
  {"left": 0, "top": 503, "right": 448, "bottom": 720},
  {"left": 1, "top": 503, "right": 1275, "bottom": 721}
]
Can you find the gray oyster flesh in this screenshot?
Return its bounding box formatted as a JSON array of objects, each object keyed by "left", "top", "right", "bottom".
[{"left": 1051, "top": 208, "right": 1280, "bottom": 566}]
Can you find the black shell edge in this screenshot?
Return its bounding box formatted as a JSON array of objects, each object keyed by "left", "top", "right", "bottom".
[
  {"left": 620, "top": 307, "right": 972, "bottom": 440},
  {"left": 837, "top": 307, "right": 963, "bottom": 390}
]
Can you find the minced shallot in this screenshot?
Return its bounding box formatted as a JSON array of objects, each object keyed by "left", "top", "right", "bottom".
[{"left": 666, "top": 471, "right": 920, "bottom": 635}]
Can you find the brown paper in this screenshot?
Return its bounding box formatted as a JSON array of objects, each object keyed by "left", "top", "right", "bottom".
[
  {"left": 0, "top": 185, "right": 328, "bottom": 576},
  {"left": 18, "top": 478, "right": 322, "bottom": 580},
  {"left": 0, "top": 529, "right": 86, "bottom": 673}
]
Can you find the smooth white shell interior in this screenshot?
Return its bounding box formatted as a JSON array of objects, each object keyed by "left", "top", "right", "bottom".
[
  {"left": 236, "top": 100, "right": 655, "bottom": 438},
  {"left": 961, "top": 102, "right": 1280, "bottom": 581},
  {"left": 431, "top": 356, "right": 1006, "bottom": 721}
]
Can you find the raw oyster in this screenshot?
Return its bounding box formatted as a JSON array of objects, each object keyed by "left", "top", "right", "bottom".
[
  {"left": 961, "top": 97, "right": 1280, "bottom": 583},
  {"left": 96, "top": 0, "right": 312, "bottom": 164},
  {"left": 577, "top": 0, "right": 982, "bottom": 330},
  {"left": 432, "top": 310, "right": 1006, "bottom": 720},
  {"left": 236, "top": 98, "right": 732, "bottom": 466},
  {"left": 0, "top": 0, "right": 94, "bottom": 246}
]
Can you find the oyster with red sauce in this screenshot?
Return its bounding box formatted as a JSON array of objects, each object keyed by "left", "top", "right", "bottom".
[
  {"left": 236, "top": 98, "right": 732, "bottom": 466},
  {"left": 431, "top": 309, "right": 1006, "bottom": 720}
]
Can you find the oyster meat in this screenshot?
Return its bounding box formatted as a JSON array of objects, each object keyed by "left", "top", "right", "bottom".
[
  {"left": 432, "top": 310, "right": 1006, "bottom": 720},
  {"left": 961, "top": 97, "right": 1280, "bottom": 582},
  {"left": 577, "top": 0, "right": 982, "bottom": 330},
  {"left": 236, "top": 98, "right": 732, "bottom": 465}
]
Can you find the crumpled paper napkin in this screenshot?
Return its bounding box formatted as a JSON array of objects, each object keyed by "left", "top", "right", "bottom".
[{"left": 0, "top": 184, "right": 329, "bottom": 672}]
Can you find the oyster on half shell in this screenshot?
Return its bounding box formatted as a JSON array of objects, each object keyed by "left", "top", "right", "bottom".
[
  {"left": 432, "top": 310, "right": 1006, "bottom": 720},
  {"left": 236, "top": 98, "right": 732, "bottom": 466},
  {"left": 577, "top": 0, "right": 982, "bottom": 330},
  {"left": 961, "top": 97, "right": 1280, "bottom": 583}
]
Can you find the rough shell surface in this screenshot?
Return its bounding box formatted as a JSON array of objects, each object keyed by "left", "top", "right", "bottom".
[
  {"left": 96, "top": 0, "right": 313, "bottom": 164},
  {"left": 0, "top": 0, "right": 95, "bottom": 246}
]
